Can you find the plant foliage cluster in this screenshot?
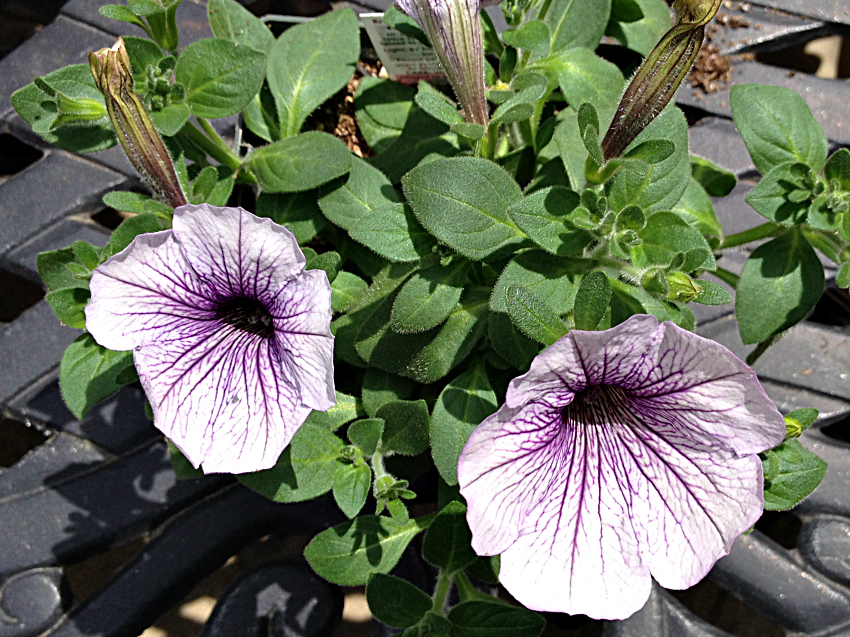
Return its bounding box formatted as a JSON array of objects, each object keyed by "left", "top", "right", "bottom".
[{"left": 11, "top": 0, "right": 840, "bottom": 630}]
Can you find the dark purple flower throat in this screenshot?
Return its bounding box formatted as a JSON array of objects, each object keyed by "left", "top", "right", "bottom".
[{"left": 217, "top": 297, "right": 274, "bottom": 338}]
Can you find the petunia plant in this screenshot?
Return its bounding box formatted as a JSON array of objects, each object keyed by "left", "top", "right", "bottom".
[{"left": 11, "top": 0, "right": 838, "bottom": 629}]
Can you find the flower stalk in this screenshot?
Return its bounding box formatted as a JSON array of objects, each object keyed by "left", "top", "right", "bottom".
[
  {"left": 89, "top": 38, "right": 187, "bottom": 208},
  {"left": 601, "top": 0, "right": 722, "bottom": 161}
]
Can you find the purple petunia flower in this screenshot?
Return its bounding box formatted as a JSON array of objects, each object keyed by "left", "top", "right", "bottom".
[
  {"left": 457, "top": 315, "right": 785, "bottom": 620},
  {"left": 85, "top": 204, "right": 335, "bottom": 474},
  {"left": 395, "top": 0, "right": 498, "bottom": 126}
]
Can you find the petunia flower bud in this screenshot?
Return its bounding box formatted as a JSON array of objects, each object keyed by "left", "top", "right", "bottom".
[
  {"left": 601, "top": 0, "right": 722, "bottom": 160},
  {"left": 395, "top": 0, "right": 498, "bottom": 126},
  {"left": 784, "top": 416, "right": 803, "bottom": 439},
  {"left": 89, "top": 38, "right": 186, "bottom": 208}
]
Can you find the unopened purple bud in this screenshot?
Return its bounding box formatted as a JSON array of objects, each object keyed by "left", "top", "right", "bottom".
[
  {"left": 395, "top": 0, "right": 498, "bottom": 126},
  {"left": 89, "top": 38, "right": 186, "bottom": 208}
]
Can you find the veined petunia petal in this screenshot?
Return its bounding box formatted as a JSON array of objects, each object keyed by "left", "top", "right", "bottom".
[
  {"left": 135, "top": 320, "right": 309, "bottom": 474},
  {"left": 172, "top": 204, "right": 306, "bottom": 304},
  {"left": 86, "top": 230, "right": 216, "bottom": 352},
  {"left": 271, "top": 269, "right": 335, "bottom": 411},
  {"left": 459, "top": 314, "right": 786, "bottom": 619}
]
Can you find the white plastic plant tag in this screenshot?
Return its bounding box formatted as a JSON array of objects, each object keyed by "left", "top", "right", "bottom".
[{"left": 360, "top": 13, "right": 444, "bottom": 84}]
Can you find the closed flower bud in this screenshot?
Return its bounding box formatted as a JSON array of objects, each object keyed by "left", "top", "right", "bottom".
[
  {"left": 89, "top": 38, "right": 186, "bottom": 208},
  {"left": 395, "top": 0, "right": 498, "bottom": 126}
]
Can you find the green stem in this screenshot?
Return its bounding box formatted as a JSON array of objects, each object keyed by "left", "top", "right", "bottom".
[
  {"left": 455, "top": 571, "right": 479, "bottom": 603},
  {"left": 432, "top": 571, "right": 453, "bottom": 613},
  {"left": 713, "top": 266, "right": 740, "bottom": 289},
  {"left": 183, "top": 120, "right": 257, "bottom": 185},
  {"left": 719, "top": 223, "right": 781, "bottom": 249},
  {"left": 479, "top": 122, "right": 499, "bottom": 160}
]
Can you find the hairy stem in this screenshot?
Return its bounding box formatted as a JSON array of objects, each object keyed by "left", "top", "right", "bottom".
[{"left": 719, "top": 223, "right": 782, "bottom": 249}]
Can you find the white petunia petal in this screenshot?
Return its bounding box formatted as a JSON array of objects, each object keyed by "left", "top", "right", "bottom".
[
  {"left": 172, "top": 204, "right": 306, "bottom": 303},
  {"left": 136, "top": 321, "right": 309, "bottom": 474},
  {"left": 86, "top": 230, "right": 216, "bottom": 352},
  {"left": 458, "top": 314, "right": 786, "bottom": 619}
]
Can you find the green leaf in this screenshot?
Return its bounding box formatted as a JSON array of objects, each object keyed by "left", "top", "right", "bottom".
[
  {"left": 448, "top": 601, "right": 546, "bottom": 637},
  {"left": 507, "top": 187, "right": 592, "bottom": 258},
  {"left": 11, "top": 65, "right": 115, "bottom": 153},
  {"left": 150, "top": 103, "right": 190, "bottom": 136},
  {"left": 762, "top": 440, "right": 828, "bottom": 511},
  {"left": 415, "top": 91, "right": 464, "bottom": 127},
  {"left": 360, "top": 370, "right": 413, "bottom": 419},
  {"left": 304, "top": 515, "right": 430, "bottom": 585},
  {"left": 391, "top": 262, "right": 468, "bottom": 333},
  {"left": 488, "top": 312, "right": 538, "bottom": 370},
  {"left": 123, "top": 36, "right": 166, "bottom": 82},
  {"left": 306, "top": 251, "right": 341, "bottom": 283},
  {"left": 101, "top": 191, "right": 155, "bottom": 215},
  {"left": 611, "top": 0, "right": 644, "bottom": 21},
  {"left": 838, "top": 262, "right": 850, "bottom": 289},
  {"left": 348, "top": 418, "right": 385, "bottom": 456},
  {"left": 255, "top": 191, "right": 327, "bottom": 244},
  {"left": 382, "top": 5, "right": 430, "bottom": 47},
  {"left": 490, "top": 74, "right": 548, "bottom": 126},
  {"left": 691, "top": 155, "right": 737, "bottom": 197},
  {"left": 431, "top": 364, "right": 496, "bottom": 485},
  {"left": 332, "top": 262, "right": 416, "bottom": 366},
  {"left": 502, "top": 20, "right": 551, "bottom": 58},
  {"left": 451, "top": 122, "right": 485, "bottom": 141},
  {"left": 608, "top": 106, "right": 690, "bottom": 213},
  {"left": 746, "top": 162, "right": 813, "bottom": 225},
  {"left": 377, "top": 400, "right": 430, "bottom": 456},
  {"left": 37, "top": 247, "right": 89, "bottom": 292},
  {"left": 349, "top": 203, "right": 436, "bottom": 262},
  {"left": 319, "top": 157, "right": 401, "bottom": 230},
  {"left": 245, "top": 131, "right": 353, "bottom": 193},
  {"left": 334, "top": 461, "right": 372, "bottom": 518},
  {"left": 267, "top": 9, "right": 359, "bottom": 137},
  {"left": 538, "top": 0, "right": 611, "bottom": 53},
  {"left": 422, "top": 501, "right": 477, "bottom": 572},
  {"left": 367, "top": 574, "right": 432, "bottom": 629},
  {"left": 466, "top": 555, "right": 501, "bottom": 584},
  {"left": 635, "top": 212, "right": 716, "bottom": 272},
  {"left": 730, "top": 84, "right": 828, "bottom": 176},
  {"left": 736, "top": 228, "right": 825, "bottom": 344},
  {"left": 672, "top": 178, "right": 724, "bottom": 239},
  {"left": 787, "top": 408, "right": 819, "bottom": 431},
  {"left": 825, "top": 148, "right": 850, "bottom": 192},
  {"left": 304, "top": 391, "right": 363, "bottom": 431},
  {"left": 693, "top": 279, "right": 732, "bottom": 306},
  {"left": 332, "top": 271, "right": 368, "bottom": 312},
  {"left": 175, "top": 38, "right": 266, "bottom": 118},
  {"left": 545, "top": 49, "right": 624, "bottom": 125},
  {"left": 574, "top": 271, "right": 612, "bottom": 330},
  {"left": 605, "top": 0, "right": 670, "bottom": 56},
  {"left": 59, "top": 334, "right": 134, "bottom": 418},
  {"left": 206, "top": 173, "right": 235, "bottom": 206},
  {"left": 355, "top": 288, "right": 489, "bottom": 383},
  {"left": 505, "top": 285, "right": 568, "bottom": 346},
  {"left": 355, "top": 77, "right": 415, "bottom": 153},
  {"left": 553, "top": 111, "right": 587, "bottom": 190},
  {"left": 403, "top": 158, "right": 524, "bottom": 260},
  {"left": 207, "top": 0, "right": 274, "bottom": 52},
  {"left": 577, "top": 102, "right": 605, "bottom": 166},
  {"left": 46, "top": 287, "right": 90, "bottom": 329},
  {"left": 491, "top": 250, "right": 587, "bottom": 315},
  {"left": 238, "top": 423, "right": 344, "bottom": 501},
  {"left": 370, "top": 108, "right": 462, "bottom": 184},
  {"left": 609, "top": 278, "right": 682, "bottom": 326},
  {"left": 99, "top": 4, "right": 146, "bottom": 28},
  {"left": 101, "top": 214, "right": 167, "bottom": 260},
  {"left": 128, "top": 0, "right": 162, "bottom": 16}
]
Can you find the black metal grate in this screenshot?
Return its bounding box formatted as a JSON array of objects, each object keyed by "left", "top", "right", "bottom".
[{"left": 1, "top": 1, "right": 850, "bottom": 636}]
